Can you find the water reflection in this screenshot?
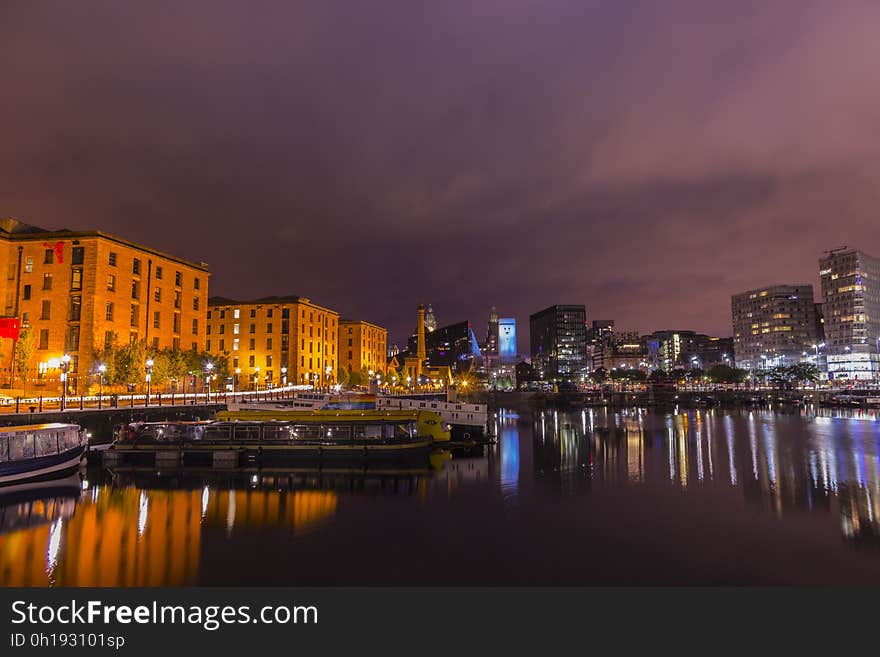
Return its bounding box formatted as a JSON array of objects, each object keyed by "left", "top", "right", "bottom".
[
  {"left": 2, "top": 406, "right": 880, "bottom": 586},
  {"left": 531, "top": 407, "right": 880, "bottom": 547}
]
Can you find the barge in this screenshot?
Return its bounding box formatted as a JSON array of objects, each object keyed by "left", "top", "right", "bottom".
[{"left": 106, "top": 413, "right": 449, "bottom": 468}]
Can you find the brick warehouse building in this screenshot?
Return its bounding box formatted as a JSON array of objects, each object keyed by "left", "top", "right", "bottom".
[
  {"left": 339, "top": 319, "right": 388, "bottom": 377},
  {"left": 0, "top": 218, "right": 209, "bottom": 393},
  {"left": 206, "top": 296, "right": 339, "bottom": 389}
]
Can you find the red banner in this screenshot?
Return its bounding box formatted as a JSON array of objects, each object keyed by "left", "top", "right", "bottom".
[
  {"left": 0, "top": 318, "right": 20, "bottom": 341},
  {"left": 42, "top": 241, "right": 64, "bottom": 263}
]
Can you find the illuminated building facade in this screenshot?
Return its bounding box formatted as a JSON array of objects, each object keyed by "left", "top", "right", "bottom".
[
  {"left": 0, "top": 218, "right": 208, "bottom": 393},
  {"left": 529, "top": 305, "right": 587, "bottom": 382},
  {"left": 400, "top": 316, "right": 482, "bottom": 376},
  {"left": 498, "top": 317, "right": 516, "bottom": 360},
  {"left": 339, "top": 319, "right": 388, "bottom": 375},
  {"left": 731, "top": 285, "right": 821, "bottom": 371},
  {"left": 597, "top": 331, "right": 650, "bottom": 372},
  {"left": 586, "top": 320, "right": 614, "bottom": 371},
  {"left": 206, "top": 296, "right": 338, "bottom": 388},
  {"left": 819, "top": 249, "right": 880, "bottom": 381},
  {"left": 484, "top": 307, "right": 499, "bottom": 358}
]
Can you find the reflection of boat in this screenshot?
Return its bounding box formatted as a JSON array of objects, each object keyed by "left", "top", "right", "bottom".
[
  {"left": 0, "top": 423, "right": 85, "bottom": 486},
  {"left": 0, "top": 472, "right": 81, "bottom": 533}
]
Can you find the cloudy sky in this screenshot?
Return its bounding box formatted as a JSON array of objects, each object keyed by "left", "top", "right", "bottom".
[{"left": 2, "top": 1, "right": 879, "bottom": 349}]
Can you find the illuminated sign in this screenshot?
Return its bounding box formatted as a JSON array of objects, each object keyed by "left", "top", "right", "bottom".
[{"left": 499, "top": 318, "right": 516, "bottom": 359}]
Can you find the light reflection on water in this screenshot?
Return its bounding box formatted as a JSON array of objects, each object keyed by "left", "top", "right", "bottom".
[{"left": 1, "top": 405, "right": 880, "bottom": 586}]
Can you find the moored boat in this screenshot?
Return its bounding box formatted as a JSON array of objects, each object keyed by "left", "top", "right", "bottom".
[
  {"left": 215, "top": 408, "right": 451, "bottom": 443},
  {"left": 0, "top": 423, "right": 86, "bottom": 486},
  {"left": 107, "top": 412, "right": 448, "bottom": 467}
]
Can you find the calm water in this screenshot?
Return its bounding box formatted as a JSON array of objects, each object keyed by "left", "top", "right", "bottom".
[{"left": 4, "top": 406, "right": 880, "bottom": 586}]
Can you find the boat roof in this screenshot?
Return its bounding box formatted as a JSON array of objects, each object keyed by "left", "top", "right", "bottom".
[
  {"left": 0, "top": 422, "right": 80, "bottom": 433},
  {"left": 214, "top": 410, "right": 426, "bottom": 423}
]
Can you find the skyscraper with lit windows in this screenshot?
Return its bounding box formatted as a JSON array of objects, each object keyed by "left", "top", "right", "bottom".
[
  {"left": 819, "top": 248, "right": 880, "bottom": 381},
  {"left": 731, "top": 285, "right": 820, "bottom": 371}
]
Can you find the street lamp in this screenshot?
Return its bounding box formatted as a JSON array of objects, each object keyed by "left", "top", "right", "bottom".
[
  {"left": 325, "top": 364, "right": 332, "bottom": 390},
  {"left": 205, "top": 361, "right": 214, "bottom": 402},
  {"left": 233, "top": 367, "right": 241, "bottom": 395},
  {"left": 145, "top": 358, "right": 154, "bottom": 406},
  {"left": 281, "top": 366, "right": 288, "bottom": 386},
  {"left": 60, "top": 354, "right": 71, "bottom": 411},
  {"left": 97, "top": 363, "right": 106, "bottom": 402},
  {"left": 254, "top": 366, "right": 260, "bottom": 391}
]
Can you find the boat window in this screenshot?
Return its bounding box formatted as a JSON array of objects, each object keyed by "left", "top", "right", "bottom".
[
  {"left": 137, "top": 425, "right": 165, "bottom": 441},
  {"left": 8, "top": 434, "right": 35, "bottom": 460},
  {"left": 36, "top": 431, "right": 59, "bottom": 457},
  {"left": 351, "top": 424, "right": 380, "bottom": 440},
  {"left": 164, "top": 425, "right": 193, "bottom": 442},
  {"left": 325, "top": 426, "right": 352, "bottom": 441},
  {"left": 234, "top": 425, "right": 261, "bottom": 442},
  {"left": 0, "top": 436, "right": 7, "bottom": 461},
  {"left": 291, "top": 425, "right": 322, "bottom": 441},
  {"left": 263, "top": 425, "right": 292, "bottom": 442},
  {"left": 204, "top": 425, "right": 233, "bottom": 442},
  {"left": 69, "top": 429, "right": 82, "bottom": 449},
  {"left": 383, "top": 424, "right": 397, "bottom": 439}
]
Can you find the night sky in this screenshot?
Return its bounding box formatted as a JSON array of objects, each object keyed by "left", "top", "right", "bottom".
[{"left": 3, "top": 1, "right": 879, "bottom": 350}]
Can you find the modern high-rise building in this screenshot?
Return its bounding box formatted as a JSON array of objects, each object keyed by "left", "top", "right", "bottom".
[
  {"left": 586, "top": 320, "right": 615, "bottom": 371},
  {"left": 529, "top": 305, "right": 587, "bottom": 382},
  {"left": 819, "top": 248, "right": 880, "bottom": 381},
  {"left": 339, "top": 319, "right": 388, "bottom": 375},
  {"left": 484, "top": 306, "right": 499, "bottom": 358},
  {"left": 731, "top": 285, "right": 820, "bottom": 371},
  {"left": 206, "top": 296, "right": 338, "bottom": 389},
  {"left": 0, "top": 218, "right": 209, "bottom": 393}
]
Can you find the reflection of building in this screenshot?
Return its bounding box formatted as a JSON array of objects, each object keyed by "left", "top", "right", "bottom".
[
  {"left": 0, "top": 218, "right": 209, "bottom": 393},
  {"left": 529, "top": 305, "right": 587, "bottom": 382},
  {"left": 819, "top": 249, "right": 880, "bottom": 381},
  {"left": 207, "top": 296, "right": 339, "bottom": 388},
  {"left": 0, "top": 486, "right": 338, "bottom": 586},
  {"left": 731, "top": 285, "right": 820, "bottom": 371},
  {"left": 339, "top": 319, "right": 388, "bottom": 375}
]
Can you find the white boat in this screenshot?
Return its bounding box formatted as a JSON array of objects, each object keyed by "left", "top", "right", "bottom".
[
  {"left": 376, "top": 396, "right": 488, "bottom": 428},
  {"left": 0, "top": 423, "right": 86, "bottom": 486}
]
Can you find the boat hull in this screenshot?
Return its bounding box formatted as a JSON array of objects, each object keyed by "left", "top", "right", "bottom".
[
  {"left": 106, "top": 440, "right": 438, "bottom": 468},
  {"left": 0, "top": 446, "right": 86, "bottom": 486}
]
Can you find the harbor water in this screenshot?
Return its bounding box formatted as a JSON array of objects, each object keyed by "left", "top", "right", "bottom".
[{"left": 3, "top": 405, "right": 880, "bottom": 586}]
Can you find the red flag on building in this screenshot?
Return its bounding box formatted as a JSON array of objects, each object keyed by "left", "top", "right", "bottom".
[{"left": 0, "top": 318, "right": 20, "bottom": 341}]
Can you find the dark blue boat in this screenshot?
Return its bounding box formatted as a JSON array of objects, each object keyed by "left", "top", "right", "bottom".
[{"left": 0, "top": 423, "right": 86, "bottom": 486}]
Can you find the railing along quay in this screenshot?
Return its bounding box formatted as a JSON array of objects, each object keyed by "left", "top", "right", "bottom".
[{"left": 0, "top": 385, "right": 306, "bottom": 415}]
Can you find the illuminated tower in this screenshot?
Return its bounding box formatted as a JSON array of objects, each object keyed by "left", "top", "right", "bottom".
[
  {"left": 416, "top": 304, "right": 427, "bottom": 363},
  {"left": 425, "top": 304, "right": 437, "bottom": 333}
]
